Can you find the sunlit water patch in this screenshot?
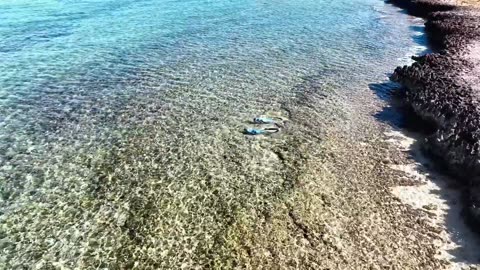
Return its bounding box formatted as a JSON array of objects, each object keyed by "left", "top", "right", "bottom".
[{"left": 0, "top": 0, "right": 426, "bottom": 268}]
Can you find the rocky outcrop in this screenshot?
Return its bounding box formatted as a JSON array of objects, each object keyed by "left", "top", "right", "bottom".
[
  {"left": 387, "top": 0, "right": 456, "bottom": 17},
  {"left": 389, "top": 1, "right": 480, "bottom": 230}
]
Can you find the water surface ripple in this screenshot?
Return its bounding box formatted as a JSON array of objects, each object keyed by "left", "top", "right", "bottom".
[{"left": 0, "top": 0, "right": 424, "bottom": 268}]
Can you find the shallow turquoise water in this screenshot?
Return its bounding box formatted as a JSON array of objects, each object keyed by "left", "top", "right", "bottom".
[{"left": 0, "top": 0, "right": 426, "bottom": 268}]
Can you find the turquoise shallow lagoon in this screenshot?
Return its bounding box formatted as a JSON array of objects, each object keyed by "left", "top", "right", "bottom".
[{"left": 0, "top": 0, "right": 427, "bottom": 268}]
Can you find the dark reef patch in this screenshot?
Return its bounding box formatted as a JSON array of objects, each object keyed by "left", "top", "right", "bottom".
[{"left": 388, "top": 0, "right": 480, "bottom": 232}]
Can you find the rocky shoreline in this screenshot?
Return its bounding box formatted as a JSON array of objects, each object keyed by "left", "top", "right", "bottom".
[{"left": 388, "top": 0, "right": 480, "bottom": 230}]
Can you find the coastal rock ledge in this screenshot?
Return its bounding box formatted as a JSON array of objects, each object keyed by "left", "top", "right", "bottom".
[{"left": 388, "top": 0, "right": 480, "bottom": 230}]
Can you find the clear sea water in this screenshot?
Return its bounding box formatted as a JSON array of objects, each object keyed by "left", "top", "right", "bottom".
[{"left": 0, "top": 0, "right": 426, "bottom": 268}]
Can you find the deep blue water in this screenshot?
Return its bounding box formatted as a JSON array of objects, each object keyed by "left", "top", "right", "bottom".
[{"left": 0, "top": 0, "right": 426, "bottom": 268}]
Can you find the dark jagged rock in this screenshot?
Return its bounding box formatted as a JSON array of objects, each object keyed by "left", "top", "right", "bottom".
[
  {"left": 389, "top": 0, "right": 480, "bottom": 231},
  {"left": 387, "top": 0, "right": 456, "bottom": 17}
]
